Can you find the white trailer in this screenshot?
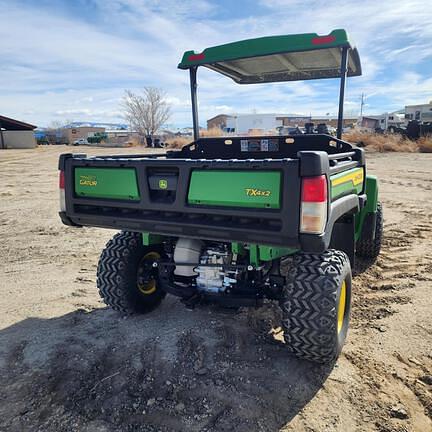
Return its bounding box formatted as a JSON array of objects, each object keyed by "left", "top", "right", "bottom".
[
  {"left": 378, "top": 112, "right": 405, "bottom": 132},
  {"left": 359, "top": 112, "right": 404, "bottom": 132},
  {"left": 225, "top": 114, "right": 284, "bottom": 134},
  {"left": 404, "top": 102, "right": 432, "bottom": 124}
]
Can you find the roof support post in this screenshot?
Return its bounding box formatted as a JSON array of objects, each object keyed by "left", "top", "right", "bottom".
[
  {"left": 189, "top": 67, "right": 199, "bottom": 141},
  {"left": 337, "top": 46, "right": 348, "bottom": 139}
]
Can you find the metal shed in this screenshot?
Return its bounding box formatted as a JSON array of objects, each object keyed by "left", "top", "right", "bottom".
[{"left": 0, "top": 115, "right": 37, "bottom": 149}]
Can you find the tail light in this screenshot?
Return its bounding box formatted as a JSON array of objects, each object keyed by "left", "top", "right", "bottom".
[
  {"left": 59, "top": 170, "right": 66, "bottom": 212},
  {"left": 300, "top": 175, "right": 328, "bottom": 234}
]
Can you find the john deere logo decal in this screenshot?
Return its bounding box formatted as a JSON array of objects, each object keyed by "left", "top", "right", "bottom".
[
  {"left": 159, "top": 179, "right": 168, "bottom": 189},
  {"left": 79, "top": 175, "right": 97, "bottom": 187},
  {"left": 245, "top": 188, "right": 271, "bottom": 197}
]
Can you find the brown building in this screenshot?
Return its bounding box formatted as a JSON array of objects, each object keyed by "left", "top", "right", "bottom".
[
  {"left": 207, "top": 114, "right": 230, "bottom": 130},
  {"left": 0, "top": 115, "right": 37, "bottom": 149},
  {"left": 106, "top": 130, "right": 140, "bottom": 146},
  {"left": 63, "top": 126, "right": 106, "bottom": 144},
  {"left": 278, "top": 116, "right": 357, "bottom": 128},
  {"left": 312, "top": 117, "right": 358, "bottom": 128},
  {"left": 359, "top": 116, "right": 380, "bottom": 130},
  {"left": 276, "top": 116, "right": 311, "bottom": 127}
]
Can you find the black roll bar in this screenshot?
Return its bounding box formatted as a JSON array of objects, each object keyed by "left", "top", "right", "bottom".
[
  {"left": 337, "top": 46, "right": 349, "bottom": 139},
  {"left": 189, "top": 67, "right": 199, "bottom": 141}
]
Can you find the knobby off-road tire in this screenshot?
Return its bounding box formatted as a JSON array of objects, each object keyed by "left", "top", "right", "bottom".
[
  {"left": 356, "top": 201, "right": 383, "bottom": 260},
  {"left": 280, "top": 249, "right": 352, "bottom": 364},
  {"left": 97, "top": 231, "right": 166, "bottom": 314}
]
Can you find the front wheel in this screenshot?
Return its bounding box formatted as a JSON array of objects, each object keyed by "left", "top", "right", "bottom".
[
  {"left": 280, "top": 250, "right": 352, "bottom": 364},
  {"left": 97, "top": 231, "right": 166, "bottom": 314}
]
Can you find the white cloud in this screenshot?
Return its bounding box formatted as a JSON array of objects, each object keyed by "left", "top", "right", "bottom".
[{"left": 0, "top": 0, "right": 431, "bottom": 126}]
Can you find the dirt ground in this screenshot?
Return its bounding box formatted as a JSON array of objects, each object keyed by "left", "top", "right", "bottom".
[{"left": 0, "top": 145, "right": 431, "bottom": 432}]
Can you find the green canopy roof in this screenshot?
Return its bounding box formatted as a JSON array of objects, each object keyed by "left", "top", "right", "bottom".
[{"left": 178, "top": 29, "right": 361, "bottom": 84}]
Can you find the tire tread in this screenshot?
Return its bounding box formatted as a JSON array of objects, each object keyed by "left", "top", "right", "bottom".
[
  {"left": 97, "top": 231, "right": 164, "bottom": 314},
  {"left": 280, "top": 249, "right": 351, "bottom": 363}
]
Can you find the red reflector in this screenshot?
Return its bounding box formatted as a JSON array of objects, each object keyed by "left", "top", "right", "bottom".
[
  {"left": 312, "top": 35, "right": 336, "bottom": 45},
  {"left": 188, "top": 53, "right": 205, "bottom": 61},
  {"left": 302, "top": 176, "right": 327, "bottom": 202},
  {"left": 59, "top": 171, "right": 65, "bottom": 189}
]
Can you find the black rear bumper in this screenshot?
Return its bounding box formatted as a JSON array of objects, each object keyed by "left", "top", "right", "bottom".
[
  {"left": 59, "top": 211, "right": 79, "bottom": 227},
  {"left": 59, "top": 192, "right": 361, "bottom": 253}
]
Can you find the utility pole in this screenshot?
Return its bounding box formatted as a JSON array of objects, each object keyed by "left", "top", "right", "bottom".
[{"left": 360, "top": 93, "right": 365, "bottom": 117}]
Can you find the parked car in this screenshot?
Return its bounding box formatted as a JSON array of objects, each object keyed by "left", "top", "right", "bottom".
[{"left": 72, "top": 138, "right": 89, "bottom": 146}]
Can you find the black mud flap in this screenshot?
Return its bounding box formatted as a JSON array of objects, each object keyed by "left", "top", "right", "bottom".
[
  {"left": 329, "top": 216, "right": 355, "bottom": 267},
  {"left": 360, "top": 211, "right": 377, "bottom": 241}
]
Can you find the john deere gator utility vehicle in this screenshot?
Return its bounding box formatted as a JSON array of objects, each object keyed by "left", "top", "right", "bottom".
[{"left": 59, "top": 29, "right": 382, "bottom": 363}]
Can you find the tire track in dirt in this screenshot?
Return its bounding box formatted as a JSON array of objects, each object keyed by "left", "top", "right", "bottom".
[
  {"left": 381, "top": 178, "right": 432, "bottom": 191},
  {"left": 346, "top": 197, "right": 432, "bottom": 430},
  {"left": 354, "top": 212, "right": 432, "bottom": 323}
]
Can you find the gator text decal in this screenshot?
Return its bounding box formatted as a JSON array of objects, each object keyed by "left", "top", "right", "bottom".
[{"left": 79, "top": 175, "right": 97, "bottom": 187}]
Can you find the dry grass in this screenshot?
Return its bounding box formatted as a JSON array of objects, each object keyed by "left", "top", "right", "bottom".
[
  {"left": 343, "top": 131, "right": 424, "bottom": 153},
  {"left": 417, "top": 136, "right": 432, "bottom": 153},
  {"left": 127, "top": 137, "right": 142, "bottom": 147},
  {"left": 165, "top": 136, "right": 192, "bottom": 149},
  {"left": 200, "top": 127, "right": 224, "bottom": 137},
  {"left": 165, "top": 127, "right": 224, "bottom": 148}
]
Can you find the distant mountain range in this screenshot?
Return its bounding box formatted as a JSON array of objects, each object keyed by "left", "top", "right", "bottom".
[
  {"left": 64, "top": 121, "right": 129, "bottom": 130},
  {"left": 36, "top": 121, "right": 130, "bottom": 131}
]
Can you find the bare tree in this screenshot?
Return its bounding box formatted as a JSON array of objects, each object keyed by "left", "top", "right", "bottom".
[
  {"left": 122, "top": 87, "right": 171, "bottom": 144},
  {"left": 45, "top": 119, "right": 72, "bottom": 145}
]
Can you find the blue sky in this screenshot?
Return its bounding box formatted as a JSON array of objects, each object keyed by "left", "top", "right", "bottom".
[{"left": 1, "top": 0, "right": 431, "bottom": 128}]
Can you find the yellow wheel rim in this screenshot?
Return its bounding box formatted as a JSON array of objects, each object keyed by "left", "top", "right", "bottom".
[
  {"left": 137, "top": 252, "right": 160, "bottom": 295},
  {"left": 138, "top": 279, "right": 157, "bottom": 295},
  {"left": 337, "top": 280, "right": 347, "bottom": 334}
]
